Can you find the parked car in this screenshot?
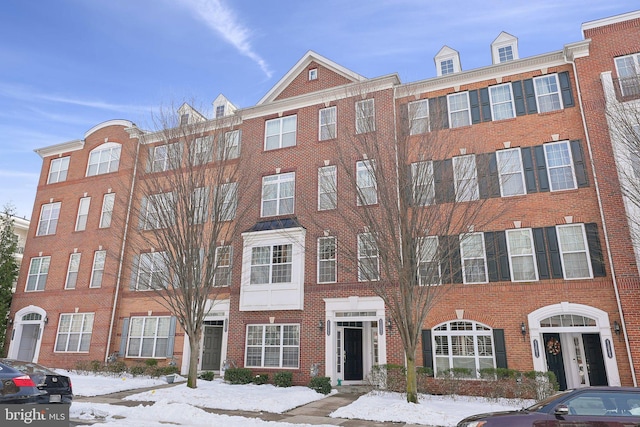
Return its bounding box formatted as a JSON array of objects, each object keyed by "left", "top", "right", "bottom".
[
  {"left": 457, "top": 387, "right": 640, "bottom": 427},
  {"left": 1, "top": 359, "right": 73, "bottom": 404},
  {"left": 0, "top": 361, "right": 44, "bottom": 404}
]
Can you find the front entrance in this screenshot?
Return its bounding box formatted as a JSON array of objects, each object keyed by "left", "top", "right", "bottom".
[
  {"left": 17, "top": 324, "right": 40, "bottom": 362},
  {"left": 201, "top": 322, "right": 223, "bottom": 371},
  {"left": 343, "top": 328, "right": 363, "bottom": 381},
  {"left": 544, "top": 332, "right": 608, "bottom": 390}
]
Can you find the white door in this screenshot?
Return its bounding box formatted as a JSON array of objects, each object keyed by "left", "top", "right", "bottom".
[
  {"left": 17, "top": 324, "right": 40, "bottom": 362},
  {"left": 563, "top": 333, "right": 589, "bottom": 389}
]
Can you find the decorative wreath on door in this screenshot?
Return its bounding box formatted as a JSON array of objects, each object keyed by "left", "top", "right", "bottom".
[{"left": 546, "top": 337, "right": 561, "bottom": 355}]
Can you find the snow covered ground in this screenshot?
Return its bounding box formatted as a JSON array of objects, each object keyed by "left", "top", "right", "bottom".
[{"left": 65, "top": 370, "right": 535, "bottom": 427}]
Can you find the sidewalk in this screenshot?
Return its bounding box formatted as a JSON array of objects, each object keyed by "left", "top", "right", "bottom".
[{"left": 73, "top": 383, "right": 432, "bottom": 426}]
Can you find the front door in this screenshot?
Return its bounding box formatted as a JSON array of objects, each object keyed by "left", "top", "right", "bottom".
[
  {"left": 17, "top": 324, "right": 40, "bottom": 362},
  {"left": 202, "top": 325, "right": 223, "bottom": 371},
  {"left": 344, "top": 328, "right": 363, "bottom": 381},
  {"left": 544, "top": 333, "right": 567, "bottom": 391},
  {"left": 583, "top": 333, "right": 607, "bottom": 386}
]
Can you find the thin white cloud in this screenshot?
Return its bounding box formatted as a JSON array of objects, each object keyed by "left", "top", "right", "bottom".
[{"left": 180, "top": 0, "right": 272, "bottom": 78}]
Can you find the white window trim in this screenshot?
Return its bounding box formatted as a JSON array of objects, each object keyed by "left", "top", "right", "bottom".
[
  {"left": 418, "top": 236, "right": 441, "bottom": 286},
  {"left": 54, "top": 312, "right": 94, "bottom": 353},
  {"left": 459, "top": 233, "right": 488, "bottom": 284},
  {"left": 152, "top": 142, "right": 180, "bottom": 172},
  {"left": 308, "top": 68, "right": 318, "bottom": 81},
  {"left": 356, "top": 160, "right": 377, "bottom": 206},
  {"left": 65, "top": 253, "right": 81, "bottom": 290},
  {"left": 26, "top": 256, "right": 50, "bottom": 292},
  {"left": 496, "top": 148, "right": 526, "bottom": 197},
  {"left": 411, "top": 161, "right": 435, "bottom": 206},
  {"left": 317, "top": 236, "right": 337, "bottom": 284},
  {"left": 75, "top": 197, "right": 91, "bottom": 231},
  {"left": 48, "top": 157, "right": 70, "bottom": 184},
  {"left": 356, "top": 99, "right": 375, "bottom": 134},
  {"left": 614, "top": 53, "right": 640, "bottom": 97},
  {"left": 556, "top": 223, "right": 593, "bottom": 280},
  {"left": 544, "top": 141, "right": 577, "bottom": 192},
  {"left": 489, "top": 83, "right": 516, "bottom": 121},
  {"left": 505, "top": 228, "right": 538, "bottom": 282},
  {"left": 447, "top": 92, "right": 472, "bottom": 128},
  {"left": 264, "top": 116, "right": 297, "bottom": 151},
  {"left": 218, "top": 182, "right": 238, "bottom": 221},
  {"left": 244, "top": 323, "right": 300, "bottom": 369},
  {"left": 261, "top": 172, "right": 295, "bottom": 217},
  {"left": 36, "top": 202, "right": 61, "bottom": 236},
  {"left": 319, "top": 106, "right": 337, "bottom": 141},
  {"left": 408, "top": 99, "right": 429, "bottom": 135},
  {"left": 86, "top": 142, "right": 121, "bottom": 177},
  {"left": 358, "top": 232, "right": 379, "bottom": 282},
  {"left": 318, "top": 165, "right": 337, "bottom": 211},
  {"left": 533, "top": 74, "right": 564, "bottom": 113},
  {"left": 249, "top": 243, "right": 293, "bottom": 285},
  {"left": 125, "top": 316, "right": 172, "bottom": 358},
  {"left": 135, "top": 251, "right": 168, "bottom": 291},
  {"left": 453, "top": 155, "right": 479, "bottom": 202},
  {"left": 432, "top": 320, "right": 495, "bottom": 378},
  {"left": 100, "top": 193, "right": 115, "bottom": 228},
  {"left": 214, "top": 245, "right": 232, "bottom": 287},
  {"left": 89, "top": 250, "right": 106, "bottom": 288}
]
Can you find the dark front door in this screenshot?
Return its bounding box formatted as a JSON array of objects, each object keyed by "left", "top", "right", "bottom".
[
  {"left": 583, "top": 333, "right": 608, "bottom": 386},
  {"left": 344, "top": 328, "right": 363, "bottom": 381},
  {"left": 202, "top": 326, "right": 223, "bottom": 371},
  {"left": 544, "top": 333, "right": 567, "bottom": 391}
]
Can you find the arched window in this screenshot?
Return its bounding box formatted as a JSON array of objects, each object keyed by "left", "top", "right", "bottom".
[
  {"left": 22, "top": 313, "right": 42, "bottom": 321},
  {"left": 86, "top": 142, "right": 121, "bottom": 176},
  {"left": 433, "top": 320, "right": 494, "bottom": 377}
]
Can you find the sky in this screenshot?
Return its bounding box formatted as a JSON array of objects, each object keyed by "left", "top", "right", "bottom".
[{"left": 1, "top": 0, "right": 638, "bottom": 219}]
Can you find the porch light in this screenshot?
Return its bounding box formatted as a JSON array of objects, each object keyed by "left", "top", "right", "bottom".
[
  {"left": 386, "top": 318, "right": 392, "bottom": 331},
  {"left": 318, "top": 320, "right": 324, "bottom": 332},
  {"left": 44, "top": 316, "right": 48, "bottom": 324},
  {"left": 614, "top": 321, "right": 621, "bottom": 337},
  {"left": 520, "top": 322, "right": 526, "bottom": 336}
]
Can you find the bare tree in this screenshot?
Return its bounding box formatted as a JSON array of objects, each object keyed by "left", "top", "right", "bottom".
[{"left": 126, "top": 104, "right": 254, "bottom": 388}]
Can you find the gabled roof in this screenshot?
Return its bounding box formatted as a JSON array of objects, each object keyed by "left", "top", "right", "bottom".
[{"left": 257, "top": 50, "right": 367, "bottom": 105}]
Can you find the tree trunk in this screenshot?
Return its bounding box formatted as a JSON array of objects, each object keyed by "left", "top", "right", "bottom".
[
  {"left": 187, "top": 331, "right": 201, "bottom": 388},
  {"left": 406, "top": 355, "right": 418, "bottom": 403}
]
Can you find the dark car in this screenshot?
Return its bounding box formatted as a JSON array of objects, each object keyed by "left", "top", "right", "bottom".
[
  {"left": 1, "top": 359, "right": 73, "bottom": 404},
  {"left": 0, "top": 361, "right": 44, "bottom": 404},
  {"left": 457, "top": 387, "right": 640, "bottom": 427}
]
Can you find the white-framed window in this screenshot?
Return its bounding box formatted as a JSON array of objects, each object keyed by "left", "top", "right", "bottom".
[
  {"left": 221, "top": 130, "right": 240, "bottom": 160},
  {"left": 356, "top": 99, "right": 375, "bottom": 134},
  {"left": 217, "top": 182, "right": 237, "bottom": 221},
  {"left": 557, "top": 224, "right": 592, "bottom": 280},
  {"left": 489, "top": 83, "right": 515, "bottom": 121},
  {"left": 65, "top": 253, "right": 81, "bottom": 289},
  {"left": 409, "top": 99, "right": 429, "bottom": 135},
  {"left": 54, "top": 313, "right": 94, "bottom": 353},
  {"left": 261, "top": 172, "right": 295, "bottom": 217},
  {"left": 308, "top": 68, "right": 318, "bottom": 81},
  {"left": 318, "top": 236, "right": 337, "bottom": 283},
  {"left": 318, "top": 165, "right": 337, "bottom": 210},
  {"left": 356, "top": 160, "right": 377, "bottom": 205},
  {"left": 152, "top": 142, "right": 181, "bottom": 172},
  {"left": 135, "top": 252, "right": 168, "bottom": 290},
  {"left": 75, "top": 197, "right": 91, "bottom": 231},
  {"left": 433, "top": 320, "right": 495, "bottom": 377},
  {"left": 614, "top": 53, "right": 640, "bottom": 97},
  {"left": 265, "top": 116, "right": 297, "bottom": 150},
  {"left": 87, "top": 143, "right": 121, "bottom": 176},
  {"left": 498, "top": 45, "right": 514, "bottom": 62},
  {"left": 191, "top": 187, "right": 208, "bottom": 225},
  {"left": 48, "top": 157, "right": 70, "bottom": 184},
  {"left": 214, "top": 245, "right": 232, "bottom": 286},
  {"left": 460, "top": 233, "right": 488, "bottom": 284},
  {"left": 250, "top": 244, "right": 292, "bottom": 284},
  {"left": 319, "top": 106, "right": 337, "bottom": 141},
  {"left": 215, "top": 105, "right": 225, "bottom": 118},
  {"left": 506, "top": 228, "right": 538, "bottom": 282},
  {"left": 36, "top": 202, "right": 61, "bottom": 236},
  {"left": 26, "top": 256, "right": 50, "bottom": 291},
  {"left": 100, "top": 193, "right": 115, "bottom": 228},
  {"left": 246, "top": 324, "right": 300, "bottom": 368},
  {"left": 544, "top": 141, "right": 577, "bottom": 191},
  {"left": 533, "top": 74, "right": 563, "bottom": 113},
  {"left": 358, "top": 232, "right": 379, "bottom": 281},
  {"left": 192, "top": 135, "right": 213, "bottom": 165},
  {"left": 448, "top": 92, "right": 471, "bottom": 128},
  {"left": 453, "top": 155, "right": 479, "bottom": 202},
  {"left": 126, "top": 316, "right": 172, "bottom": 358},
  {"left": 89, "top": 250, "right": 106, "bottom": 288},
  {"left": 496, "top": 148, "right": 525, "bottom": 197},
  {"left": 143, "top": 192, "right": 174, "bottom": 230},
  {"left": 418, "top": 236, "right": 440, "bottom": 285},
  {"left": 440, "top": 59, "right": 454, "bottom": 75},
  {"left": 411, "top": 161, "right": 435, "bottom": 206}
]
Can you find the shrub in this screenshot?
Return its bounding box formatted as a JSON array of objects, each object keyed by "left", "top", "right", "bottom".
[
  {"left": 162, "top": 366, "right": 179, "bottom": 375},
  {"left": 225, "top": 368, "right": 253, "bottom": 384},
  {"left": 309, "top": 376, "right": 331, "bottom": 395},
  {"left": 253, "top": 373, "right": 269, "bottom": 385},
  {"left": 200, "top": 371, "right": 215, "bottom": 381},
  {"left": 145, "top": 359, "right": 159, "bottom": 367},
  {"left": 89, "top": 360, "right": 103, "bottom": 372},
  {"left": 129, "top": 366, "right": 145, "bottom": 377},
  {"left": 274, "top": 371, "right": 293, "bottom": 388},
  {"left": 105, "top": 361, "right": 128, "bottom": 375}
]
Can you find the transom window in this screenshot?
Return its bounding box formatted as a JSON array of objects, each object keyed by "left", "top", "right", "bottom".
[
  {"left": 65, "top": 253, "right": 81, "bottom": 289},
  {"left": 356, "top": 160, "right": 377, "bottom": 206},
  {"left": 87, "top": 143, "right": 121, "bottom": 176},
  {"left": 496, "top": 148, "right": 525, "bottom": 197},
  {"left": 506, "top": 229, "right": 537, "bottom": 281},
  {"left": 90, "top": 250, "right": 106, "bottom": 288},
  {"left": 126, "top": 316, "right": 171, "bottom": 358},
  {"left": 265, "top": 116, "right": 297, "bottom": 150},
  {"left": 358, "top": 233, "right": 379, "bottom": 281},
  {"left": 100, "top": 193, "right": 115, "bottom": 228},
  {"left": 453, "top": 155, "right": 479, "bottom": 202},
  {"left": 460, "top": 233, "right": 487, "bottom": 284},
  {"left": 214, "top": 246, "right": 232, "bottom": 286},
  {"left": 540, "top": 314, "right": 596, "bottom": 328},
  {"left": 448, "top": 92, "right": 471, "bottom": 128},
  {"left": 250, "top": 244, "right": 292, "bottom": 284},
  {"left": 55, "top": 313, "right": 94, "bottom": 353},
  {"left": 48, "top": 157, "right": 70, "bottom": 184},
  {"left": 408, "top": 99, "right": 429, "bottom": 135},
  {"left": 355, "top": 99, "right": 375, "bottom": 134},
  {"left": 261, "top": 172, "right": 295, "bottom": 217},
  {"left": 544, "top": 141, "right": 577, "bottom": 191},
  {"left": 318, "top": 236, "right": 337, "bottom": 283},
  {"left": 37, "top": 202, "right": 60, "bottom": 236},
  {"left": 489, "top": 83, "right": 515, "bottom": 120},
  {"left": 319, "top": 106, "right": 336, "bottom": 140},
  {"left": 557, "top": 224, "right": 592, "bottom": 279},
  {"left": 614, "top": 53, "right": 640, "bottom": 97},
  {"left": 411, "top": 161, "right": 435, "bottom": 206},
  {"left": 418, "top": 236, "right": 440, "bottom": 285},
  {"left": 433, "top": 320, "right": 494, "bottom": 377},
  {"left": 318, "top": 165, "right": 337, "bottom": 210},
  {"left": 245, "top": 324, "right": 300, "bottom": 368},
  {"left": 533, "top": 74, "right": 563, "bottom": 113},
  {"left": 75, "top": 197, "right": 90, "bottom": 231},
  {"left": 135, "top": 252, "right": 168, "bottom": 290},
  {"left": 26, "top": 256, "right": 50, "bottom": 291}
]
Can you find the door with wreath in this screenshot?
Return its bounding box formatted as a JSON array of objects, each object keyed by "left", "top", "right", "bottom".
[{"left": 543, "top": 333, "right": 567, "bottom": 390}]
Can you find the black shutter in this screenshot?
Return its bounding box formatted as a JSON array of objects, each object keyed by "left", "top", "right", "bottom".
[
  {"left": 438, "top": 96, "right": 449, "bottom": 129},
  {"left": 434, "top": 159, "right": 455, "bottom": 204},
  {"left": 146, "top": 147, "right": 154, "bottom": 172},
  {"left": 496, "top": 231, "right": 511, "bottom": 281},
  {"left": 429, "top": 97, "right": 449, "bottom": 130},
  {"left": 406, "top": 164, "right": 414, "bottom": 206},
  {"left": 480, "top": 88, "right": 492, "bottom": 122},
  {"left": 571, "top": 140, "right": 588, "bottom": 188},
  {"left": 545, "top": 227, "right": 564, "bottom": 279},
  {"left": 469, "top": 90, "right": 481, "bottom": 124},
  {"left": 477, "top": 153, "right": 499, "bottom": 199},
  {"left": 421, "top": 330, "right": 433, "bottom": 371},
  {"left": 523, "top": 79, "right": 537, "bottom": 114},
  {"left": 521, "top": 147, "right": 538, "bottom": 193},
  {"left": 440, "top": 235, "right": 462, "bottom": 284},
  {"left": 533, "top": 228, "right": 550, "bottom": 280},
  {"left": 534, "top": 145, "right": 550, "bottom": 192},
  {"left": 485, "top": 232, "right": 498, "bottom": 282},
  {"left": 451, "top": 235, "right": 463, "bottom": 284},
  {"left": 558, "top": 71, "right": 574, "bottom": 108},
  {"left": 439, "top": 235, "right": 451, "bottom": 284},
  {"left": 493, "top": 329, "right": 508, "bottom": 369},
  {"left": 512, "top": 81, "right": 526, "bottom": 116},
  {"left": 585, "top": 223, "right": 606, "bottom": 277},
  {"left": 399, "top": 103, "right": 410, "bottom": 137}
]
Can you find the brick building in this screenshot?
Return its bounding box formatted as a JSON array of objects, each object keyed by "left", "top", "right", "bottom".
[{"left": 7, "top": 10, "right": 639, "bottom": 390}]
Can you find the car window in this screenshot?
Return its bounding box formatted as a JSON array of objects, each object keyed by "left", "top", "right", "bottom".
[
  {"left": 527, "top": 390, "right": 571, "bottom": 412},
  {"left": 566, "top": 392, "right": 640, "bottom": 417}
]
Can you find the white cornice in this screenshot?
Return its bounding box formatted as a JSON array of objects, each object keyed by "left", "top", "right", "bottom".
[
  {"left": 85, "top": 119, "right": 135, "bottom": 139},
  {"left": 564, "top": 40, "right": 591, "bottom": 61},
  {"left": 34, "top": 139, "right": 84, "bottom": 159},
  {"left": 582, "top": 10, "right": 640, "bottom": 37},
  {"left": 133, "top": 115, "right": 241, "bottom": 145}
]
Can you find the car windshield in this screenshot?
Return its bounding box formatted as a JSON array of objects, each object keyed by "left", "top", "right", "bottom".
[
  {"left": 3, "top": 361, "right": 53, "bottom": 375},
  {"left": 526, "top": 390, "right": 572, "bottom": 412}
]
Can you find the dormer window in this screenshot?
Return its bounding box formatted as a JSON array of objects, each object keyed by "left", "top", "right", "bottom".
[
  {"left": 441, "top": 59, "right": 454, "bottom": 76},
  {"left": 215, "top": 105, "right": 225, "bottom": 118},
  {"left": 491, "top": 32, "right": 519, "bottom": 64},
  {"left": 180, "top": 114, "right": 189, "bottom": 126},
  {"left": 434, "top": 46, "right": 461, "bottom": 77},
  {"left": 498, "top": 46, "right": 513, "bottom": 62},
  {"left": 309, "top": 68, "right": 318, "bottom": 81}
]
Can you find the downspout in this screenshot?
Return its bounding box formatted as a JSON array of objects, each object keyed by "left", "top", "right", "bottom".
[
  {"left": 565, "top": 48, "right": 637, "bottom": 386},
  {"left": 104, "top": 128, "right": 142, "bottom": 362}
]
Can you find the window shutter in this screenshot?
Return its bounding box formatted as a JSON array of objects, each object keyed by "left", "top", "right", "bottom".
[
  {"left": 439, "top": 96, "right": 449, "bottom": 129},
  {"left": 177, "top": 141, "right": 185, "bottom": 167},
  {"left": 421, "top": 330, "right": 433, "bottom": 371},
  {"left": 485, "top": 232, "right": 498, "bottom": 282},
  {"left": 512, "top": 81, "right": 526, "bottom": 116},
  {"left": 439, "top": 235, "right": 461, "bottom": 284},
  {"left": 585, "top": 223, "right": 606, "bottom": 277},
  {"left": 146, "top": 147, "right": 153, "bottom": 172},
  {"left": 236, "top": 130, "right": 242, "bottom": 157},
  {"left": 496, "top": 231, "right": 510, "bottom": 281},
  {"left": 545, "top": 227, "right": 563, "bottom": 279},
  {"left": 521, "top": 147, "right": 538, "bottom": 193},
  {"left": 216, "top": 134, "right": 224, "bottom": 161},
  {"left": 166, "top": 316, "right": 177, "bottom": 358},
  {"left": 570, "top": 140, "right": 588, "bottom": 188},
  {"left": 558, "top": 71, "right": 574, "bottom": 108},
  {"left": 534, "top": 145, "right": 550, "bottom": 192},
  {"left": 493, "top": 329, "right": 508, "bottom": 369},
  {"left": 429, "top": 96, "right": 449, "bottom": 130},
  {"left": 523, "top": 79, "right": 537, "bottom": 114},
  {"left": 479, "top": 88, "right": 492, "bottom": 122},
  {"left": 488, "top": 153, "right": 500, "bottom": 197},
  {"left": 203, "top": 187, "right": 210, "bottom": 222},
  {"left": 477, "top": 153, "right": 499, "bottom": 199},
  {"left": 532, "top": 228, "right": 550, "bottom": 280},
  {"left": 118, "top": 317, "right": 130, "bottom": 357},
  {"left": 406, "top": 165, "right": 415, "bottom": 207},
  {"left": 450, "top": 235, "right": 463, "bottom": 284},
  {"left": 129, "top": 255, "right": 140, "bottom": 290},
  {"left": 400, "top": 103, "right": 410, "bottom": 136},
  {"left": 469, "top": 90, "right": 481, "bottom": 124},
  {"left": 434, "top": 159, "right": 454, "bottom": 204},
  {"left": 138, "top": 197, "right": 148, "bottom": 229},
  {"left": 203, "top": 135, "right": 214, "bottom": 163},
  {"left": 439, "top": 235, "right": 451, "bottom": 283}
]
